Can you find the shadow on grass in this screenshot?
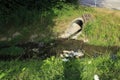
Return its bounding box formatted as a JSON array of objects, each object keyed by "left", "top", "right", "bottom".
[
  {"left": 0, "top": 6, "right": 57, "bottom": 44},
  {"left": 52, "top": 59, "right": 82, "bottom": 80},
  {"left": 0, "top": 38, "right": 120, "bottom": 79},
  {"left": 0, "top": 4, "right": 59, "bottom": 60},
  {"left": 62, "top": 60, "right": 82, "bottom": 80}
]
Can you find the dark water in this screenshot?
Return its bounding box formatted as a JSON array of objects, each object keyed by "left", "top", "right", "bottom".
[{"left": 0, "top": 39, "right": 120, "bottom": 60}]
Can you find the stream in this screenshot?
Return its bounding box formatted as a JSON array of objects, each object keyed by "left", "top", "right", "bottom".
[
  {"left": 0, "top": 38, "right": 120, "bottom": 60},
  {"left": 0, "top": 14, "right": 120, "bottom": 60}
]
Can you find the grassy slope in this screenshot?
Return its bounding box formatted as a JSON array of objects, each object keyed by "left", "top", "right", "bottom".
[
  {"left": 0, "top": 5, "right": 120, "bottom": 80},
  {"left": 53, "top": 6, "right": 120, "bottom": 46}
]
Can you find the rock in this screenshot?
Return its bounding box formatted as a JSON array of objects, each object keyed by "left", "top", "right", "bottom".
[
  {"left": 38, "top": 42, "right": 44, "bottom": 47},
  {"left": 61, "top": 50, "right": 84, "bottom": 59},
  {"left": 64, "top": 53, "right": 70, "bottom": 57},
  {"left": 60, "top": 54, "right": 64, "bottom": 58},
  {"left": 32, "top": 48, "right": 39, "bottom": 53},
  {"left": 82, "top": 14, "right": 93, "bottom": 23},
  {"left": 12, "top": 32, "right": 21, "bottom": 38},
  {"left": 0, "top": 37, "right": 7, "bottom": 41},
  {"left": 62, "top": 58, "right": 69, "bottom": 62},
  {"left": 63, "top": 50, "right": 74, "bottom": 54},
  {"left": 30, "top": 34, "right": 38, "bottom": 41},
  {"left": 50, "top": 43, "right": 54, "bottom": 46},
  {"left": 73, "top": 51, "right": 84, "bottom": 58}
]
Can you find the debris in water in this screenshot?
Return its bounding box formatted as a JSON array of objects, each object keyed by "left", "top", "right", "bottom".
[
  {"left": 61, "top": 50, "right": 84, "bottom": 58},
  {"left": 62, "top": 58, "right": 69, "bottom": 62},
  {"left": 32, "top": 48, "right": 39, "bottom": 53}
]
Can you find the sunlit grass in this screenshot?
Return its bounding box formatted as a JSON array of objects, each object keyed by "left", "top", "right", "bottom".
[
  {"left": 0, "top": 51, "right": 120, "bottom": 80},
  {"left": 0, "top": 4, "right": 120, "bottom": 80},
  {"left": 53, "top": 6, "right": 120, "bottom": 46}
]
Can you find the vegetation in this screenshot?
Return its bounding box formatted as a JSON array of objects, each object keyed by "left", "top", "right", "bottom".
[
  {"left": 0, "top": 0, "right": 120, "bottom": 80},
  {"left": 0, "top": 52, "right": 120, "bottom": 80}
]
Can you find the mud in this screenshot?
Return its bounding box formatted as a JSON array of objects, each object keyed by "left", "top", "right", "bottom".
[{"left": 0, "top": 38, "right": 120, "bottom": 60}]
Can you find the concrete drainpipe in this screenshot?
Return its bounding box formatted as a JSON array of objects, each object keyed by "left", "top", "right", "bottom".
[{"left": 59, "top": 18, "right": 84, "bottom": 39}]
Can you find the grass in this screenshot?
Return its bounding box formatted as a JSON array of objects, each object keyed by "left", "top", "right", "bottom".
[
  {"left": 83, "top": 8, "right": 120, "bottom": 46},
  {"left": 0, "top": 51, "right": 120, "bottom": 80},
  {"left": 0, "top": 5, "right": 119, "bottom": 46},
  {"left": 0, "top": 46, "right": 24, "bottom": 56},
  {"left": 0, "top": 3, "right": 120, "bottom": 80},
  {"left": 53, "top": 6, "right": 120, "bottom": 46}
]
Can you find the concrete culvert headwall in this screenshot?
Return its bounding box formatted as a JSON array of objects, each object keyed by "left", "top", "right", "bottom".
[
  {"left": 59, "top": 18, "right": 84, "bottom": 39},
  {"left": 71, "top": 18, "right": 84, "bottom": 30}
]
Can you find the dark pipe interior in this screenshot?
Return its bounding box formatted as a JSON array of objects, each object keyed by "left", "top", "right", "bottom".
[
  {"left": 68, "top": 19, "right": 84, "bottom": 38},
  {"left": 74, "top": 20, "right": 83, "bottom": 29}
]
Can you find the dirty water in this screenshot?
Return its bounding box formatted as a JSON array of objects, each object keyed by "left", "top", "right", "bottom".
[{"left": 0, "top": 38, "right": 120, "bottom": 60}]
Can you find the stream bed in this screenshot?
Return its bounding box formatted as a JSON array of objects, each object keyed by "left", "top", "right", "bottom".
[{"left": 0, "top": 38, "right": 120, "bottom": 60}]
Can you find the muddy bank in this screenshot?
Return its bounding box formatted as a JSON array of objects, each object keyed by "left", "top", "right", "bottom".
[
  {"left": 50, "top": 39, "right": 119, "bottom": 57},
  {"left": 0, "top": 38, "right": 120, "bottom": 60}
]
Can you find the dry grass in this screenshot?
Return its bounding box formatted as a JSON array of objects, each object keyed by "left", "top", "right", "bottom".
[{"left": 95, "top": 8, "right": 120, "bottom": 17}]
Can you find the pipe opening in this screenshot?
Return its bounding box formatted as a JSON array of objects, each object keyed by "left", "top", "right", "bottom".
[
  {"left": 59, "top": 18, "right": 84, "bottom": 39},
  {"left": 73, "top": 19, "right": 83, "bottom": 30}
]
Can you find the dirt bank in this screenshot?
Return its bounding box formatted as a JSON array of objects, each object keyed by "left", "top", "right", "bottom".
[{"left": 0, "top": 38, "right": 120, "bottom": 60}]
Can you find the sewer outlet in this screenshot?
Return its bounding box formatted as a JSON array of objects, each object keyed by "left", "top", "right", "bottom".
[{"left": 59, "top": 18, "right": 84, "bottom": 39}]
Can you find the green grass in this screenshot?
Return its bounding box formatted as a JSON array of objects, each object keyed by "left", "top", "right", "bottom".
[
  {"left": 53, "top": 6, "right": 120, "bottom": 46},
  {"left": 0, "top": 51, "right": 120, "bottom": 80},
  {"left": 0, "top": 4, "right": 119, "bottom": 46},
  {"left": 83, "top": 9, "right": 120, "bottom": 46},
  {"left": 0, "top": 46, "right": 24, "bottom": 56},
  {"left": 0, "top": 3, "right": 120, "bottom": 80}
]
